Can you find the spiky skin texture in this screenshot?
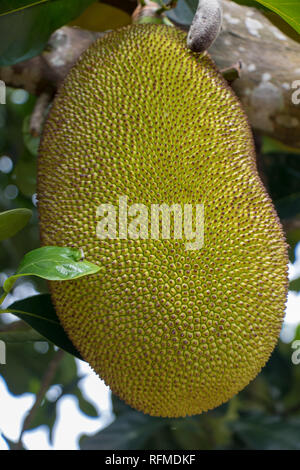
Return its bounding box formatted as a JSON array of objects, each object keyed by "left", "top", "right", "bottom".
[{"left": 38, "top": 24, "right": 288, "bottom": 418}]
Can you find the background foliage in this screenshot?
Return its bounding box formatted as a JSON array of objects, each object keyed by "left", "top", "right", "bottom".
[{"left": 0, "top": 0, "right": 300, "bottom": 450}]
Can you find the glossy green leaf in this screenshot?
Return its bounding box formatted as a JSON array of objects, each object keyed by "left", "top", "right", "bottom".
[
  {"left": 231, "top": 0, "right": 269, "bottom": 9},
  {"left": 1, "top": 294, "right": 83, "bottom": 359},
  {"left": 0, "top": 0, "right": 96, "bottom": 66},
  {"left": 233, "top": 1, "right": 300, "bottom": 35},
  {"left": 254, "top": 0, "right": 300, "bottom": 34},
  {"left": 0, "top": 208, "right": 32, "bottom": 241},
  {"left": 3, "top": 246, "right": 101, "bottom": 293}
]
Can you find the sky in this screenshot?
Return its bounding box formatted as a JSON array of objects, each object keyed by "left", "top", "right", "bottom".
[{"left": 0, "top": 243, "right": 299, "bottom": 450}]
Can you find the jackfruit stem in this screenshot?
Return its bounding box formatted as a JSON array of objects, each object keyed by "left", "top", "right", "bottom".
[
  {"left": 29, "top": 92, "right": 52, "bottom": 137},
  {"left": 187, "top": 0, "right": 222, "bottom": 53},
  {"left": 156, "top": 0, "right": 178, "bottom": 15},
  {"left": 133, "top": 0, "right": 176, "bottom": 24}
]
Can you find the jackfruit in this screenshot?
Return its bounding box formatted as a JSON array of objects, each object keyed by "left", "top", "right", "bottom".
[{"left": 37, "top": 24, "right": 288, "bottom": 418}]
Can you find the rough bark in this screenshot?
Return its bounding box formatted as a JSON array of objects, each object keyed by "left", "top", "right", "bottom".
[
  {"left": 210, "top": 1, "right": 300, "bottom": 149},
  {"left": 0, "top": 0, "right": 299, "bottom": 148},
  {"left": 0, "top": 27, "right": 104, "bottom": 96}
]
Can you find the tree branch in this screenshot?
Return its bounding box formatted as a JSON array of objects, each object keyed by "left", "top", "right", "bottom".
[
  {"left": 16, "top": 348, "right": 65, "bottom": 449},
  {"left": 29, "top": 92, "right": 52, "bottom": 136},
  {"left": 0, "top": 27, "right": 104, "bottom": 96},
  {"left": 210, "top": 1, "right": 300, "bottom": 149},
  {"left": 0, "top": 0, "right": 299, "bottom": 147}
]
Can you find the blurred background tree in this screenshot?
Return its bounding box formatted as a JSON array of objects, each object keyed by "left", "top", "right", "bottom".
[{"left": 0, "top": 0, "right": 300, "bottom": 450}]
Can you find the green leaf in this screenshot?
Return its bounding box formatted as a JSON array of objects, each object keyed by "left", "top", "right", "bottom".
[
  {"left": 0, "top": 341, "right": 77, "bottom": 397},
  {"left": 26, "top": 396, "right": 58, "bottom": 441},
  {"left": 75, "top": 387, "right": 98, "bottom": 418},
  {"left": 0, "top": 1, "right": 55, "bottom": 16},
  {"left": 230, "top": 414, "right": 300, "bottom": 450},
  {"left": 231, "top": 0, "right": 269, "bottom": 9},
  {"left": 290, "top": 276, "right": 300, "bottom": 292},
  {"left": 254, "top": 0, "right": 300, "bottom": 34},
  {"left": 3, "top": 246, "right": 101, "bottom": 294},
  {"left": 26, "top": 375, "right": 98, "bottom": 440},
  {"left": 1, "top": 294, "right": 83, "bottom": 359},
  {"left": 262, "top": 136, "right": 300, "bottom": 155},
  {"left": 80, "top": 411, "right": 165, "bottom": 450},
  {"left": 0, "top": 208, "right": 32, "bottom": 241},
  {"left": 0, "top": 342, "right": 52, "bottom": 396},
  {"left": 231, "top": 1, "right": 300, "bottom": 34},
  {"left": 0, "top": 0, "right": 96, "bottom": 66},
  {"left": 166, "top": 0, "right": 197, "bottom": 26}
]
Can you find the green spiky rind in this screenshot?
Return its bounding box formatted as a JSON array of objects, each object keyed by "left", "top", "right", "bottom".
[{"left": 37, "top": 24, "right": 289, "bottom": 418}]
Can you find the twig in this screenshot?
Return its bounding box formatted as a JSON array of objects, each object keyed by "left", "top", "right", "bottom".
[
  {"left": 156, "top": 0, "right": 178, "bottom": 15},
  {"left": 29, "top": 92, "right": 52, "bottom": 137},
  {"left": 16, "top": 348, "right": 65, "bottom": 449},
  {"left": 132, "top": 1, "right": 163, "bottom": 23}
]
